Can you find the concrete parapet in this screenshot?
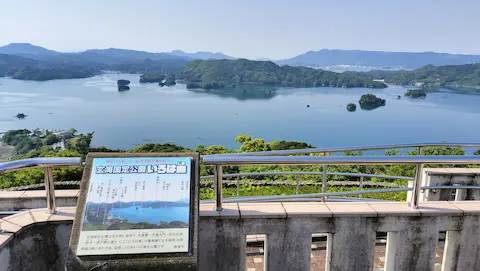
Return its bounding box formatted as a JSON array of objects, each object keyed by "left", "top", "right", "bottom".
[
  {"left": 412, "top": 168, "right": 480, "bottom": 202},
  {"left": 0, "top": 202, "right": 479, "bottom": 270},
  {"left": 198, "top": 201, "right": 480, "bottom": 271},
  {"left": 0, "top": 190, "right": 78, "bottom": 213}
]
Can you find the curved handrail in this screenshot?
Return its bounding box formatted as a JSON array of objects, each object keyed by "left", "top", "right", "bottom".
[
  {"left": 199, "top": 171, "right": 414, "bottom": 180},
  {"left": 202, "top": 142, "right": 480, "bottom": 157},
  {"left": 1, "top": 143, "right": 478, "bottom": 172},
  {"left": 1, "top": 146, "right": 480, "bottom": 213},
  {"left": 0, "top": 157, "right": 82, "bottom": 174},
  {"left": 0, "top": 157, "right": 82, "bottom": 214},
  {"left": 202, "top": 155, "right": 480, "bottom": 166}
]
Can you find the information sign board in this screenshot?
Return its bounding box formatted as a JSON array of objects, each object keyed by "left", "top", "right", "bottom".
[{"left": 68, "top": 152, "right": 199, "bottom": 268}]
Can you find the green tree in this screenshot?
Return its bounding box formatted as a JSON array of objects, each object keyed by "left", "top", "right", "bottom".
[
  {"left": 235, "top": 135, "right": 252, "bottom": 144},
  {"left": 67, "top": 133, "right": 93, "bottom": 155},
  {"left": 194, "top": 145, "right": 206, "bottom": 155},
  {"left": 128, "top": 143, "right": 187, "bottom": 153},
  {"left": 44, "top": 134, "right": 60, "bottom": 145},
  {"left": 2, "top": 129, "right": 30, "bottom": 146}
]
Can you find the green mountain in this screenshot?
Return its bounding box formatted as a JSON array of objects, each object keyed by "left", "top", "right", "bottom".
[
  {"left": 6, "top": 65, "right": 99, "bottom": 81},
  {"left": 359, "top": 63, "right": 480, "bottom": 89},
  {"left": 0, "top": 43, "right": 192, "bottom": 80},
  {"left": 176, "top": 59, "right": 387, "bottom": 88},
  {"left": 0, "top": 54, "right": 38, "bottom": 76}
]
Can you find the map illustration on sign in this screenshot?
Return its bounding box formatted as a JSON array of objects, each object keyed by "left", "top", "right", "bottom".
[{"left": 76, "top": 157, "right": 192, "bottom": 256}]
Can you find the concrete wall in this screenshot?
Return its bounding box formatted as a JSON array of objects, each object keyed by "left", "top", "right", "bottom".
[
  {"left": 0, "top": 190, "right": 78, "bottom": 212},
  {"left": 0, "top": 223, "right": 72, "bottom": 271},
  {"left": 1, "top": 202, "right": 480, "bottom": 271},
  {"left": 198, "top": 201, "right": 480, "bottom": 271},
  {"left": 416, "top": 168, "right": 480, "bottom": 202}
]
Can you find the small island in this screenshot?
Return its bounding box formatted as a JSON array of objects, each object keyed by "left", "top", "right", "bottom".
[
  {"left": 186, "top": 81, "right": 231, "bottom": 91},
  {"left": 404, "top": 89, "right": 427, "bottom": 99},
  {"left": 346, "top": 103, "right": 357, "bottom": 112},
  {"left": 164, "top": 75, "right": 176, "bottom": 86},
  {"left": 139, "top": 73, "right": 166, "bottom": 83},
  {"left": 359, "top": 94, "right": 386, "bottom": 110},
  {"left": 117, "top": 79, "right": 130, "bottom": 91},
  {"left": 186, "top": 82, "right": 201, "bottom": 89},
  {"left": 15, "top": 113, "right": 27, "bottom": 119},
  {"left": 159, "top": 82, "right": 165, "bottom": 87}
]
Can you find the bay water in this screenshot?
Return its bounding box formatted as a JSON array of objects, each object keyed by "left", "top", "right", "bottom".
[{"left": 1, "top": 73, "right": 480, "bottom": 151}]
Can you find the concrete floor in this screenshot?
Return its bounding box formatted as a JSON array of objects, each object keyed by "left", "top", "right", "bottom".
[{"left": 245, "top": 239, "right": 445, "bottom": 271}]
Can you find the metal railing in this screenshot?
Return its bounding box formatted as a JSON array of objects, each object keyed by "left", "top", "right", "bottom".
[
  {"left": 202, "top": 155, "right": 480, "bottom": 211},
  {"left": 202, "top": 142, "right": 480, "bottom": 157},
  {"left": 0, "top": 158, "right": 82, "bottom": 214},
  {"left": 200, "top": 171, "right": 411, "bottom": 198},
  {"left": 1, "top": 142, "right": 480, "bottom": 214}
]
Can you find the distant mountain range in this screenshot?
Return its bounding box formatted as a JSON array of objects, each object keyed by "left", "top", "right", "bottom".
[
  {"left": 169, "top": 50, "right": 234, "bottom": 60},
  {"left": 277, "top": 49, "right": 480, "bottom": 70},
  {"left": 1, "top": 42, "right": 480, "bottom": 90},
  {"left": 0, "top": 43, "right": 59, "bottom": 57},
  {"left": 2, "top": 43, "right": 480, "bottom": 70},
  {"left": 0, "top": 43, "right": 235, "bottom": 61}
]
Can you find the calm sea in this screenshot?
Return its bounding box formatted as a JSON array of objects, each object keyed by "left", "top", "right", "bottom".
[{"left": 1, "top": 73, "right": 480, "bottom": 150}]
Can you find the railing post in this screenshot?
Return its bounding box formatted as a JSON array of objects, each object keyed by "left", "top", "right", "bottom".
[
  {"left": 409, "top": 163, "right": 423, "bottom": 209},
  {"left": 322, "top": 165, "right": 328, "bottom": 202},
  {"left": 214, "top": 165, "right": 223, "bottom": 211},
  {"left": 44, "top": 167, "right": 57, "bottom": 214},
  {"left": 236, "top": 176, "right": 240, "bottom": 197},
  {"left": 359, "top": 176, "right": 364, "bottom": 198},
  {"left": 295, "top": 174, "right": 300, "bottom": 194},
  {"left": 454, "top": 183, "right": 467, "bottom": 201},
  {"left": 418, "top": 146, "right": 422, "bottom": 155}
]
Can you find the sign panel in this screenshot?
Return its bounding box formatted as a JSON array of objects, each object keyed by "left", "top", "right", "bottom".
[{"left": 76, "top": 156, "right": 192, "bottom": 256}]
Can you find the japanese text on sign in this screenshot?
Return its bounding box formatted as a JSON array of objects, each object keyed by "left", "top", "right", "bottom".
[{"left": 95, "top": 161, "right": 188, "bottom": 175}]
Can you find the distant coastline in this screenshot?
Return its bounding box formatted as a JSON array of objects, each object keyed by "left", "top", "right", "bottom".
[{"left": 2, "top": 43, "right": 480, "bottom": 91}]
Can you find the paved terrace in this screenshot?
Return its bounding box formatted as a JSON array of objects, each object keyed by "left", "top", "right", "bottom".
[{"left": 0, "top": 201, "right": 479, "bottom": 271}]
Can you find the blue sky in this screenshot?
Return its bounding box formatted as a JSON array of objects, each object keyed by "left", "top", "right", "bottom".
[{"left": 0, "top": 0, "right": 479, "bottom": 59}]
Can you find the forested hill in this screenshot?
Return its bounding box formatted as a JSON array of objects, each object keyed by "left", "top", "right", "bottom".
[
  {"left": 0, "top": 54, "right": 189, "bottom": 81},
  {"left": 176, "top": 59, "right": 387, "bottom": 88},
  {"left": 354, "top": 63, "right": 480, "bottom": 89},
  {"left": 0, "top": 54, "right": 38, "bottom": 76}
]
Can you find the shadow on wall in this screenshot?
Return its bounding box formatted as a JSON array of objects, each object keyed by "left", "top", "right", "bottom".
[{"left": 0, "top": 222, "right": 72, "bottom": 271}]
